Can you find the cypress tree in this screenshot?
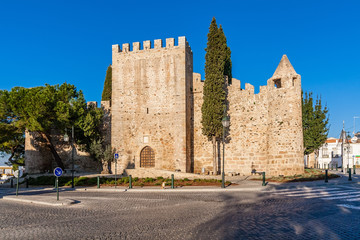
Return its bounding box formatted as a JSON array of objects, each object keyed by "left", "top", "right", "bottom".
[
  {"left": 302, "top": 91, "right": 329, "bottom": 156},
  {"left": 218, "top": 25, "right": 232, "bottom": 84},
  {"left": 201, "top": 17, "right": 228, "bottom": 174},
  {"left": 101, "top": 65, "right": 112, "bottom": 102}
]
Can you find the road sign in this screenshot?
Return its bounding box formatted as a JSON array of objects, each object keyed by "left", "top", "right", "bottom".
[
  {"left": 14, "top": 170, "right": 22, "bottom": 178},
  {"left": 114, "top": 153, "right": 119, "bottom": 159},
  {"left": 54, "top": 167, "right": 63, "bottom": 177}
]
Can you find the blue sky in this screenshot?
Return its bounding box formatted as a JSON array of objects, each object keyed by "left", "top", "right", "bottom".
[{"left": 0, "top": 0, "right": 359, "bottom": 138}]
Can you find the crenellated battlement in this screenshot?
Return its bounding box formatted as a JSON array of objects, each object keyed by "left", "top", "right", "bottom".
[{"left": 112, "top": 36, "right": 189, "bottom": 53}]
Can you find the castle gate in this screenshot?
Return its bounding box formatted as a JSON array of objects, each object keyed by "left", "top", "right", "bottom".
[{"left": 140, "top": 146, "right": 155, "bottom": 168}]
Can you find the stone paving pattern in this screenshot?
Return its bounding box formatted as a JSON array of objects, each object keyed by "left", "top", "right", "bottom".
[{"left": 1, "top": 181, "right": 360, "bottom": 239}]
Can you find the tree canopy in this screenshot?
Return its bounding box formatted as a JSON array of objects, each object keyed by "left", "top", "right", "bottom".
[
  {"left": 202, "top": 17, "right": 230, "bottom": 140},
  {"left": 0, "top": 83, "right": 104, "bottom": 169},
  {"left": 101, "top": 65, "right": 112, "bottom": 102},
  {"left": 302, "top": 91, "right": 329, "bottom": 155},
  {"left": 201, "top": 17, "right": 232, "bottom": 173},
  {"left": 0, "top": 90, "right": 24, "bottom": 167}
]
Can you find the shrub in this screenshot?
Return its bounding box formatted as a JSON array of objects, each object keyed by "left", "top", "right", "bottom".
[
  {"left": 144, "top": 177, "right": 155, "bottom": 183},
  {"left": 183, "top": 178, "right": 190, "bottom": 181},
  {"left": 88, "top": 177, "right": 97, "bottom": 185},
  {"left": 156, "top": 176, "right": 164, "bottom": 181},
  {"left": 122, "top": 177, "right": 129, "bottom": 184}
]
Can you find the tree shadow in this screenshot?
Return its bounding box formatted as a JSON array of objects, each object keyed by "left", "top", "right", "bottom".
[{"left": 194, "top": 190, "right": 358, "bottom": 239}]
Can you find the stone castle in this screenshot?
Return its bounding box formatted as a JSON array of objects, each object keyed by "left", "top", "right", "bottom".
[
  {"left": 110, "top": 36, "right": 304, "bottom": 176},
  {"left": 25, "top": 36, "right": 304, "bottom": 177}
]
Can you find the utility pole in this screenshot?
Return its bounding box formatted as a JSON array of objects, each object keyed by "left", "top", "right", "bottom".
[
  {"left": 341, "top": 121, "right": 345, "bottom": 172},
  {"left": 71, "top": 126, "right": 75, "bottom": 188}
]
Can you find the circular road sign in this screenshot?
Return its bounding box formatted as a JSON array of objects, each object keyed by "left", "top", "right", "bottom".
[
  {"left": 14, "top": 170, "right": 23, "bottom": 178},
  {"left": 114, "top": 153, "right": 119, "bottom": 159},
  {"left": 53, "top": 167, "right": 63, "bottom": 177}
]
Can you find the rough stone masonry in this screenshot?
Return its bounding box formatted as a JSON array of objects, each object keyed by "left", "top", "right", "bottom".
[
  {"left": 25, "top": 36, "right": 304, "bottom": 177},
  {"left": 110, "top": 36, "right": 304, "bottom": 176}
]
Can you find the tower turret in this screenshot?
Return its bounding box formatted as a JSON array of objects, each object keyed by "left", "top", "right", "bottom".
[{"left": 266, "top": 54, "right": 304, "bottom": 176}]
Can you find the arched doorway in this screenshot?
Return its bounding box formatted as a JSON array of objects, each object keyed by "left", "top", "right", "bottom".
[{"left": 140, "top": 146, "right": 155, "bottom": 168}]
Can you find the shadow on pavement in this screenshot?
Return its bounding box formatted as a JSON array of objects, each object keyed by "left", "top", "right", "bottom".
[{"left": 194, "top": 190, "right": 359, "bottom": 239}]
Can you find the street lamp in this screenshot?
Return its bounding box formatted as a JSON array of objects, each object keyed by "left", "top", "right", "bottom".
[
  {"left": 64, "top": 126, "right": 75, "bottom": 188},
  {"left": 221, "top": 115, "right": 230, "bottom": 188}
]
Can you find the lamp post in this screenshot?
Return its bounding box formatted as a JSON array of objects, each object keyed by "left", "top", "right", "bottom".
[
  {"left": 64, "top": 126, "right": 75, "bottom": 188},
  {"left": 221, "top": 115, "right": 230, "bottom": 188}
]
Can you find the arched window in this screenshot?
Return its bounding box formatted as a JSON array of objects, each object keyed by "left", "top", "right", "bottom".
[{"left": 140, "top": 146, "right": 155, "bottom": 168}]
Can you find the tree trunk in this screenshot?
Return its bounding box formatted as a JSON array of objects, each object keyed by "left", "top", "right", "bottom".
[
  {"left": 212, "top": 136, "right": 217, "bottom": 174},
  {"left": 39, "top": 132, "right": 65, "bottom": 170},
  {"left": 101, "top": 161, "right": 111, "bottom": 174},
  {"left": 7, "top": 145, "right": 24, "bottom": 165}
]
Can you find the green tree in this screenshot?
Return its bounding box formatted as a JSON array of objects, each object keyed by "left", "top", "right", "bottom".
[
  {"left": 302, "top": 91, "right": 329, "bottom": 156},
  {"left": 202, "top": 17, "right": 231, "bottom": 173},
  {"left": 101, "top": 65, "right": 112, "bottom": 102},
  {"left": 0, "top": 90, "right": 25, "bottom": 167},
  {"left": 2, "top": 83, "right": 103, "bottom": 170},
  {"left": 89, "top": 140, "right": 116, "bottom": 173},
  {"left": 218, "top": 25, "right": 232, "bottom": 84}
]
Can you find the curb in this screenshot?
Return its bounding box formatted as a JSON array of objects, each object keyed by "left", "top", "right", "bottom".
[
  {"left": 2, "top": 196, "right": 76, "bottom": 206},
  {"left": 75, "top": 186, "right": 269, "bottom": 193}
]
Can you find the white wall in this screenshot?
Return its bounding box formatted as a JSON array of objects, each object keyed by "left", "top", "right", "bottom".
[{"left": 318, "top": 140, "right": 360, "bottom": 168}]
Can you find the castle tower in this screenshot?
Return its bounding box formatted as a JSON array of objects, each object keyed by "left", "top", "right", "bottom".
[
  {"left": 266, "top": 55, "right": 304, "bottom": 175},
  {"left": 111, "top": 37, "right": 193, "bottom": 173}
]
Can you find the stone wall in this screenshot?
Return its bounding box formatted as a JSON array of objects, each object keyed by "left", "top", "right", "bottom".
[
  {"left": 192, "top": 55, "right": 304, "bottom": 176},
  {"left": 111, "top": 37, "right": 193, "bottom": 173},
  {"left": 25, "top": 37, "right": 304, "bottom": 177},
  {"left": 25, "top": 130, "right": 101, "bottom": 174}
]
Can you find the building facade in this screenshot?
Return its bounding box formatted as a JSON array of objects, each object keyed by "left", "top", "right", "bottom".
[
  {"left": 317, "top": 137, "right": 360, "bottom": 168},
  {"left": 25, "top": 36, "right": 304, "bottom": 176},
  {"left": 110, "top": 36, "right": 304, "bottom": 176}
]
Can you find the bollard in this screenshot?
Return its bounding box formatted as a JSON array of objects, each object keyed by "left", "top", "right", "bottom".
[
  {"left": 331, "top": 164, "right": 333, "bottom": 170},
  {"left": 354, "top": 165, "right": 356, "bottom": 174},
  {"left": 129, "top": 175, "right": 132, "bottom": 189},
  {"left": 26, "top": 178, "right": 29, "bottom": 188},
  {"left": 349, "top": 168, "right": 352, "bottom": 181},
  {"left": 325, "top": 170, "right": 328, "bottom": 183},
  {"left": 97, "top": 176, "right": 100, "bottom": 188},
  {"left": 262, "top": 172, "right": 266, "bottom": 186},
  {"left": 10, "top": 178, "right": 13, "bottom": 188},
  {"left": 171, "top": 174, "right": 174, "bottom": 189},
  {"left": 336, "top": 163, "right": 338, "bottom": 171}
]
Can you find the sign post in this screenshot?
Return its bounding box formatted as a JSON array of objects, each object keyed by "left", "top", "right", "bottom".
[
  {"left": 114, "top": 153, "right": 119, "bottom": 188},
  {"left": 54, "top": 167, "right": 63, "bottom": 201},
  {"left": 14, "top": 170, "right": 22, "bottom": 196}
]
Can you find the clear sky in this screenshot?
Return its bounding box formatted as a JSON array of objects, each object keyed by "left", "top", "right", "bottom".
[{"left": 0, "top": 0, "right": 359, "bottom": 138}]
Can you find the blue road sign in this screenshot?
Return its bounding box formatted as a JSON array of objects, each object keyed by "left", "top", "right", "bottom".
[
  {"left": 114, "top": 153, "right": 119, "bottom": 159},
  {"left": 54, "top": 167, "right": 63, "bottom": 177}
]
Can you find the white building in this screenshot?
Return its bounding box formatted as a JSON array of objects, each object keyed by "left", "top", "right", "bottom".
[{"left": 317, "top": 137, "right": 360, "bottom": 168}]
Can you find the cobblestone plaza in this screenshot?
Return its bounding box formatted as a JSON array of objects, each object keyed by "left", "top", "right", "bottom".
[{"left": 1, "top": 179, "right": 360, "bottom": 239}]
